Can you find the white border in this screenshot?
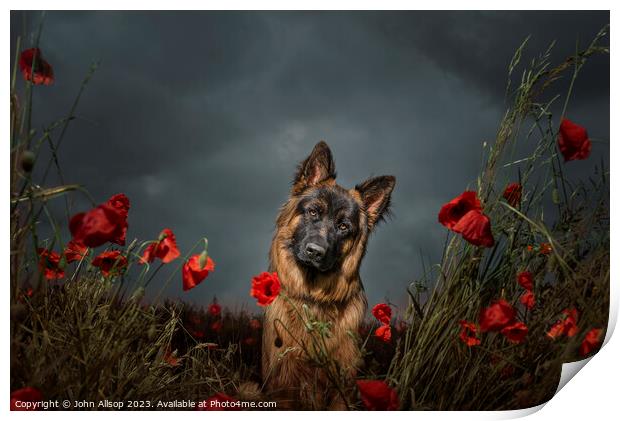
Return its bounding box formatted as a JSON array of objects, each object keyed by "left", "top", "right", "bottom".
[{"left": 4, "top": 2, "right": 616, "bottom": 420}]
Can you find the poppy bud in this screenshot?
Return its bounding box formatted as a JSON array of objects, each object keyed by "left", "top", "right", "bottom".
[
  {"left": 130, "top": 287, "right": 145, "bottom": 302},
  {"left": 20, "top": 150, "right": 35, "bottom": 173},
  {"left": 198, "top": 250, "right": 208, "bottom": 270},
  {"left": 147, "top": 324, "right": 158, "bottom": 340}
]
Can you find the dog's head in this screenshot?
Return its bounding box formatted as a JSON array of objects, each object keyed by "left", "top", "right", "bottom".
[{"left": 280, "top": 141, "right": 395, "bottom": 274}]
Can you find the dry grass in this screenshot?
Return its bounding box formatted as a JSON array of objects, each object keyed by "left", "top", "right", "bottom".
[{"left": 386, "top": 25, "right": 609, "bottom": 410}]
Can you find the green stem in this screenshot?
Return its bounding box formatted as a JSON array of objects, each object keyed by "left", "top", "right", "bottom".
[{"left": 144, "top": 262, "right": 165, "bottom": 288}]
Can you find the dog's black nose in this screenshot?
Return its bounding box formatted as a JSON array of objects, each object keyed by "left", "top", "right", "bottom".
[{"left": 305, "top": 243, "right": 326, "bottom": 260}]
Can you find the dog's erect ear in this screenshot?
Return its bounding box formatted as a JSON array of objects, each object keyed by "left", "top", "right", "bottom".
[
  {"left": 355, "top": 175, "right": 396, "bottom": 228},
  {"left": 292, "top": 141, "right": 336, "bottom": 194}
]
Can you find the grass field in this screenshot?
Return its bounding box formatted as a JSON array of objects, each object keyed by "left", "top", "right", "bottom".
[{"left": 10, "top": 24, "right": 609, "bottom": 410}]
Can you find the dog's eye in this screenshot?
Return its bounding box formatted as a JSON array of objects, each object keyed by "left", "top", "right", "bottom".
[
  {"left": 338, "top": 223, "right": 348, "bottom": 231},
  {"left": 309, "top": 209, "right": 317, "bottom": 217}
]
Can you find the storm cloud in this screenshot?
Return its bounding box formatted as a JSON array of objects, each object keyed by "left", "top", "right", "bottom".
[{"left": 10, "top": 11, "right": 609, "bottom": 310}]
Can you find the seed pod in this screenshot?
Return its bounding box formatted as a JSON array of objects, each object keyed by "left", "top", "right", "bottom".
[{"left": 20, "top": 150, "right": 36, "bottom": 173}]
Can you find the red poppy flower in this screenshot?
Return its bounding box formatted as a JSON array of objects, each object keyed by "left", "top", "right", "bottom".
[
  {"left": 249, "top": 319, "right": 262, "bottom": 330},
  {"left": 37, "top": 248, "right": 65, "bottom": 280},
  {"left": 501, "top": 321, "right": 528, "bottom": 344},
  {"left": 210, "top": 320, "right": 223, "bottom": 332},
  {"left": 547, "top": 308, "right": 579, "bottom": 339},
  {"left": 438, "top": 191, "right": 481, "bottom": 230},
  {"left": 25, "top": 287, "right": 34, "bottom": 298},
  {"left": 106, "top": 194, "right": 130, "bottom": 244},
  {"left": 546, "top": 321, "right": 566, "bottom": 339},
  {"left": 558, "top": 118, "right": 591, "bottom": 162},
  {"left": 243, "top": 336, "right": 257, "bottom": 346},
  {"left": 458, "top": 320, "right": 481, "bottom": 347},
  {"left": 579, "top": 328, "right": 603, "bottom": 357},
  {"left": 64, "top": 240, "right": 88, "bottom": 264},
  {"left": 140, "top": 228, "right": 181, "bottom": 264},
  {"left": 188, "top": 314, "right": 202, "bottom": 325},
  {"left": 453, "top": 210, "right": 495, "bottom": 248},
  {"left": 163, "top": 349, "right": 181, "bottom": 367},
  {"left": 539, "top": 243, "right": 553, "bottom": 255},
  {"left": 520, "top": 291, "right": 536, "bottom": 310},
  {"left": 375, "top": 324, "right": 392, "bottom": 343},
  {"left": 479, "top": 299, "right": 516, "bottom": 332},
  {"left": 182, "top": 254, "right": 215, "bottom": 291},
  {"left": 517, "top": 271, "right": 534, "bottom": 291},
  {"left": 69, "top": 194, "right": 130, "bottom": 248},
  {"left": 503, "top": 183, "right": 522, "bottom": 207},
  {"left": 189, "top": 328, "right": 205, "bottom": 339},
  {"left": 208, "top": 302, "right": 222, "bottom": 317},
  {"left": 10, "top": 387, "right": 43, "bottom": 411},
  {"left": 92, "top": 250, "right": 128, "bottom": 276},
  {"left": 107, "top": 193, "right": 130, "bottom": 213},
  {"left": 250, "top": 272, "right": 281, "bottom": 306},
  {"left": 19, "top": 49, "right": 54, "bottom": 85},
  {"left": 196, "top": 393, "right": 240, "bottom": 411},
  {"left": 563, "top": 309, "right": 580, "bottom": 337},
  {"left": 356, "top": 380, "right": 399, "bottom": 411},
  {"left": 371, "top": 303, "right": 392, "bottom": 325}
]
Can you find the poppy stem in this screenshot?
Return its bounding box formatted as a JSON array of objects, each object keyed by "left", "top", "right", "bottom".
[
  {"left": 151, "top": 238, "right": 205, "bottom": 304},
  {"left": 69, "top": 248, "right": 89, "bottom": 283},
  {"left": 143, "top": 262, "right": 165, "bottom": 288},
  {"left": 475, "top": 344, "right": 528, "bottom": 371}
]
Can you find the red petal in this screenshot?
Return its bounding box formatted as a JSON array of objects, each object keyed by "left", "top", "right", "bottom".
[
  {"left": 250, "top": 272, "right": 281, "bottom": 306},
  {"left": 501, "top": 321, "right": 528, "bottom": 344},
  {"left": 503, "top": 183, "right": 522, "bottom": 207},
  {"left": 438, "top": 191, "right": 481, "bottom": 230},
  {"left": 479, "top": 299, "right": 516, "bottom": 332},
  {"left": 517, "top": 271, "right": 534, "bottom": 291},
  {"left": 11, "top": 387, "right": 43, "bottom": 411},
  {"left": 371, "top": 303, "right": 392, "bottom": 324},
  {"left": 183, "top": 255, "right": 215, "bottom": 291},
  {"left": 579, "top": 328, "right": 603, "bottom": 357},
  {"left": 375, "top": 325, "right": 392, "bottom": 343},
  {"left": 519, "top": 291, "right": 536, "bottom": 310},
  {"left": 19, "top": 49, "right": 54, "bottom": 85},
  {"left": 356, "top": 380, "right": 400, "bottom": 410},
  {"left": 453, "top": 210, "right": 495, "bottom": 247},
  {"left": 558, "top": 118, "right": 591, "bottom": 162}
]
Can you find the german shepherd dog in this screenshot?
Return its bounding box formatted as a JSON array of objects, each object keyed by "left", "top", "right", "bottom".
[{"left": 262, "top": 141, "right": 395, "bottom": 409}]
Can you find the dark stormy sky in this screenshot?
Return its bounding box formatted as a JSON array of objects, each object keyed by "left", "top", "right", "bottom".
[{"left": 10, "top": 11, "right": 610, "bottom": 312}]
